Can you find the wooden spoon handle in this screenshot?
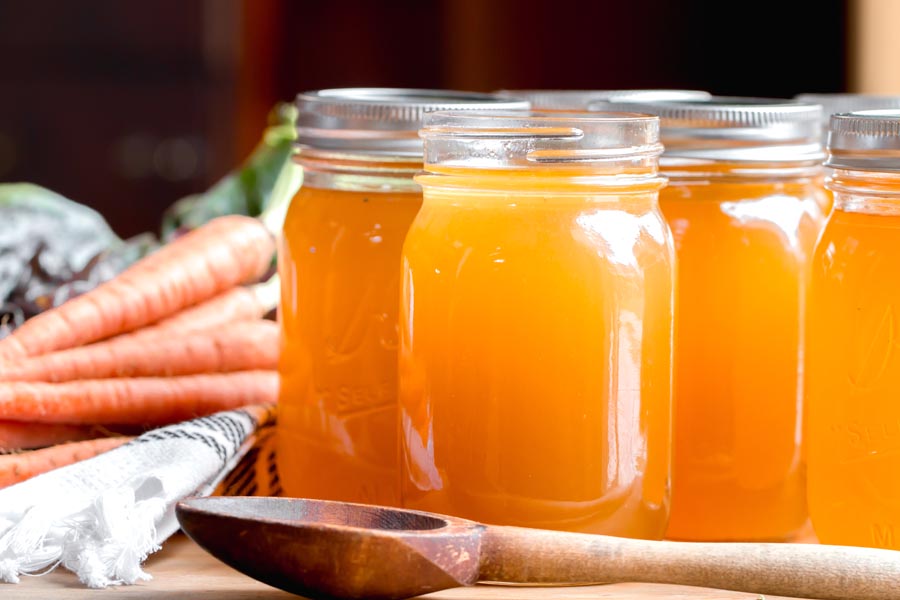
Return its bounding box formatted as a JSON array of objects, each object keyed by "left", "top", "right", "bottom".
[{"left": 479, "top": 526, "right": 900, "bottom": 600}]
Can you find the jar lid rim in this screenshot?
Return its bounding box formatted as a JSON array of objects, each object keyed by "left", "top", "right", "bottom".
[
  {"left": 295, "top": 88, "right": 530, "bottom": 154},
  {"left": 796, "top": 94, "right": 900, "bottom": 126},
  {"left": 589, "top": 96, "right": 822, "bottom": 125},
  {"left": 827, "top": 110, "right": 900, "bottom": 171},
  {"left": 587, "top": 96, "right": 823, "bottom": 162},
  {"left": 496, "top": 89, "right": 711, "bottom": 110}
]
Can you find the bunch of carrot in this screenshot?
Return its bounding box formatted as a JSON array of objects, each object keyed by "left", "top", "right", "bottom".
[{"left": 0, "top": 214, "right": 281, "bottom": 487}]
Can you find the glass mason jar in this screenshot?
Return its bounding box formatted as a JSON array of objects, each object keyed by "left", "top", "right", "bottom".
[
  {"left": 400, "top": 111, "right": 675, "bottom": 538},
  {"left": 808, "top": 110, "right": 900, "bottom": 549},
  {"left": 496, "top": 89, "right": 710, "bottom": 111},
  {"left": 278, "top": 89, "right": 528, "bottom": 505},
  {"left": 594, "top": 97, "right": 828, "bottom": 541}
]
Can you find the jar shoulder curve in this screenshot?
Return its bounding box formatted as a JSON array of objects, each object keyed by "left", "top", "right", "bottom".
[
  {"left": 813, "top": 208, "right": 900, "bottom": 275},
  {"left": 403, "top": 191, "right": 675, "bottom": 284},
  {"left": 283, "top": 185, "right": 424, "bottom": 235},
  {"left": 661, "top": 180, "right": 826, "bottom": 249},
  {"left": 662, "top": 176, "right": 826, "bottom": 204}
]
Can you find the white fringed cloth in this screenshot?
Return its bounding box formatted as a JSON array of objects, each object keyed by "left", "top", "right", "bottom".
[{"left": 0, "top": 404, "right": 273, "bottom": 588}]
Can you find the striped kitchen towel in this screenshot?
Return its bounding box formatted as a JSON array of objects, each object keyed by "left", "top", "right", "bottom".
[{"left": 0, "top": 404, "right": 275, "bottom": 588}]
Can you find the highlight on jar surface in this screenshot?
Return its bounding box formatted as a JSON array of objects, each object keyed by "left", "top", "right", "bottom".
[
  {"left": 496, "top": 89, "right": 711, "bottom": 110},
  {"left": 592, "top": 96, "right": 828, "bottom": 542},
  {"left": 399, "top": 111, "right": 675, "bottom": 538},
  {"left": 807, "top": 110, "right": 900, "bottom": 550},
  {"left": 277, "top": 89, "right": 529, "bottom": 506}
]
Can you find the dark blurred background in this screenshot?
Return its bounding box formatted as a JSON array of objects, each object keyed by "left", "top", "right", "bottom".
[{"left": 0, "top": 0, "right": 854, "bottom": 236}]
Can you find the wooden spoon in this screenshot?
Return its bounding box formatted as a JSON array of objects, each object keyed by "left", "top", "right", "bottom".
[{"left": 176, "top": 497, "right": 900, "bottom": 600}]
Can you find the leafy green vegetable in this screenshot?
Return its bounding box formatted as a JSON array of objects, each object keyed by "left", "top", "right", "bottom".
[
  {"left": 0, "top": 183, "right": 120, "bottom": 293},
  {"left": 0, "top": 184, "right": 158, "bottom": 336},
  {"left": 161, "top": 103, "right": 298, "bottom": 240}
]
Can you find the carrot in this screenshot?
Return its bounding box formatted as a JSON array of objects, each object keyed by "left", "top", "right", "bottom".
[
  {"left": 0, "top": 371, "right": 277, "bottom": 426},
  {"left": 2, "top": 321, "right": 279, "bottom": 383},
  {"left": 0, "top": 215, "right": 275, "bottom": 362},
  {"left": 0, "top": 436, "right": 132, "bottom": 488},
  {"left": 0, "top": 421, "right": 116, "bottom": 450},
  {"left": 116, "top": 276, "right": 278, "bottom": 344}
]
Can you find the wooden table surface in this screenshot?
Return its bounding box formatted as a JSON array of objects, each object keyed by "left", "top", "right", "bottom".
[{"left": 11, "top": 533, "right": 807, "bottom": 600}]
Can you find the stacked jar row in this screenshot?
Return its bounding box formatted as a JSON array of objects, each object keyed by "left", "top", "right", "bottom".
[{"left": 276, "top": 88, "right": 900, "bottom": 549}]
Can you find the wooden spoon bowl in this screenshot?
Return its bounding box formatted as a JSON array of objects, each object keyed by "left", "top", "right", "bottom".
[{"left": 176, "top": 497, "right": 483, "bottom": 599}]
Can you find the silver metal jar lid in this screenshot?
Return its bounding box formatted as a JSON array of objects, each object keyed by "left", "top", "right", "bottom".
[
  {"left": 497, "top": 89, "right": 710, "bottom": 111},
  {"left": 589, "top": 96, "right": 824, "bottom": 162},
  {"left": 796, "top": 93, "right": 900, "bottom": 123},
  {"left": 826, "top": 110, "right": 900, "bottom": 172},
  {"left": 295, "top": 88, "right": 530, "bottom": 156}
]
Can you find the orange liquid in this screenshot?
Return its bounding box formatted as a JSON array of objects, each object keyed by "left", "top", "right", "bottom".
[
  {"left": 277, "top": 184, "right": 422, "bottom": 505},
  {"left": 663, "top": 172, "right": 826, "bottom": 540},
  {"left": 808, "top": 199, "right": 900, "bottom": 549},
  {"left": 399, "top": 174, "right": 674, "bottom": 537}
]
